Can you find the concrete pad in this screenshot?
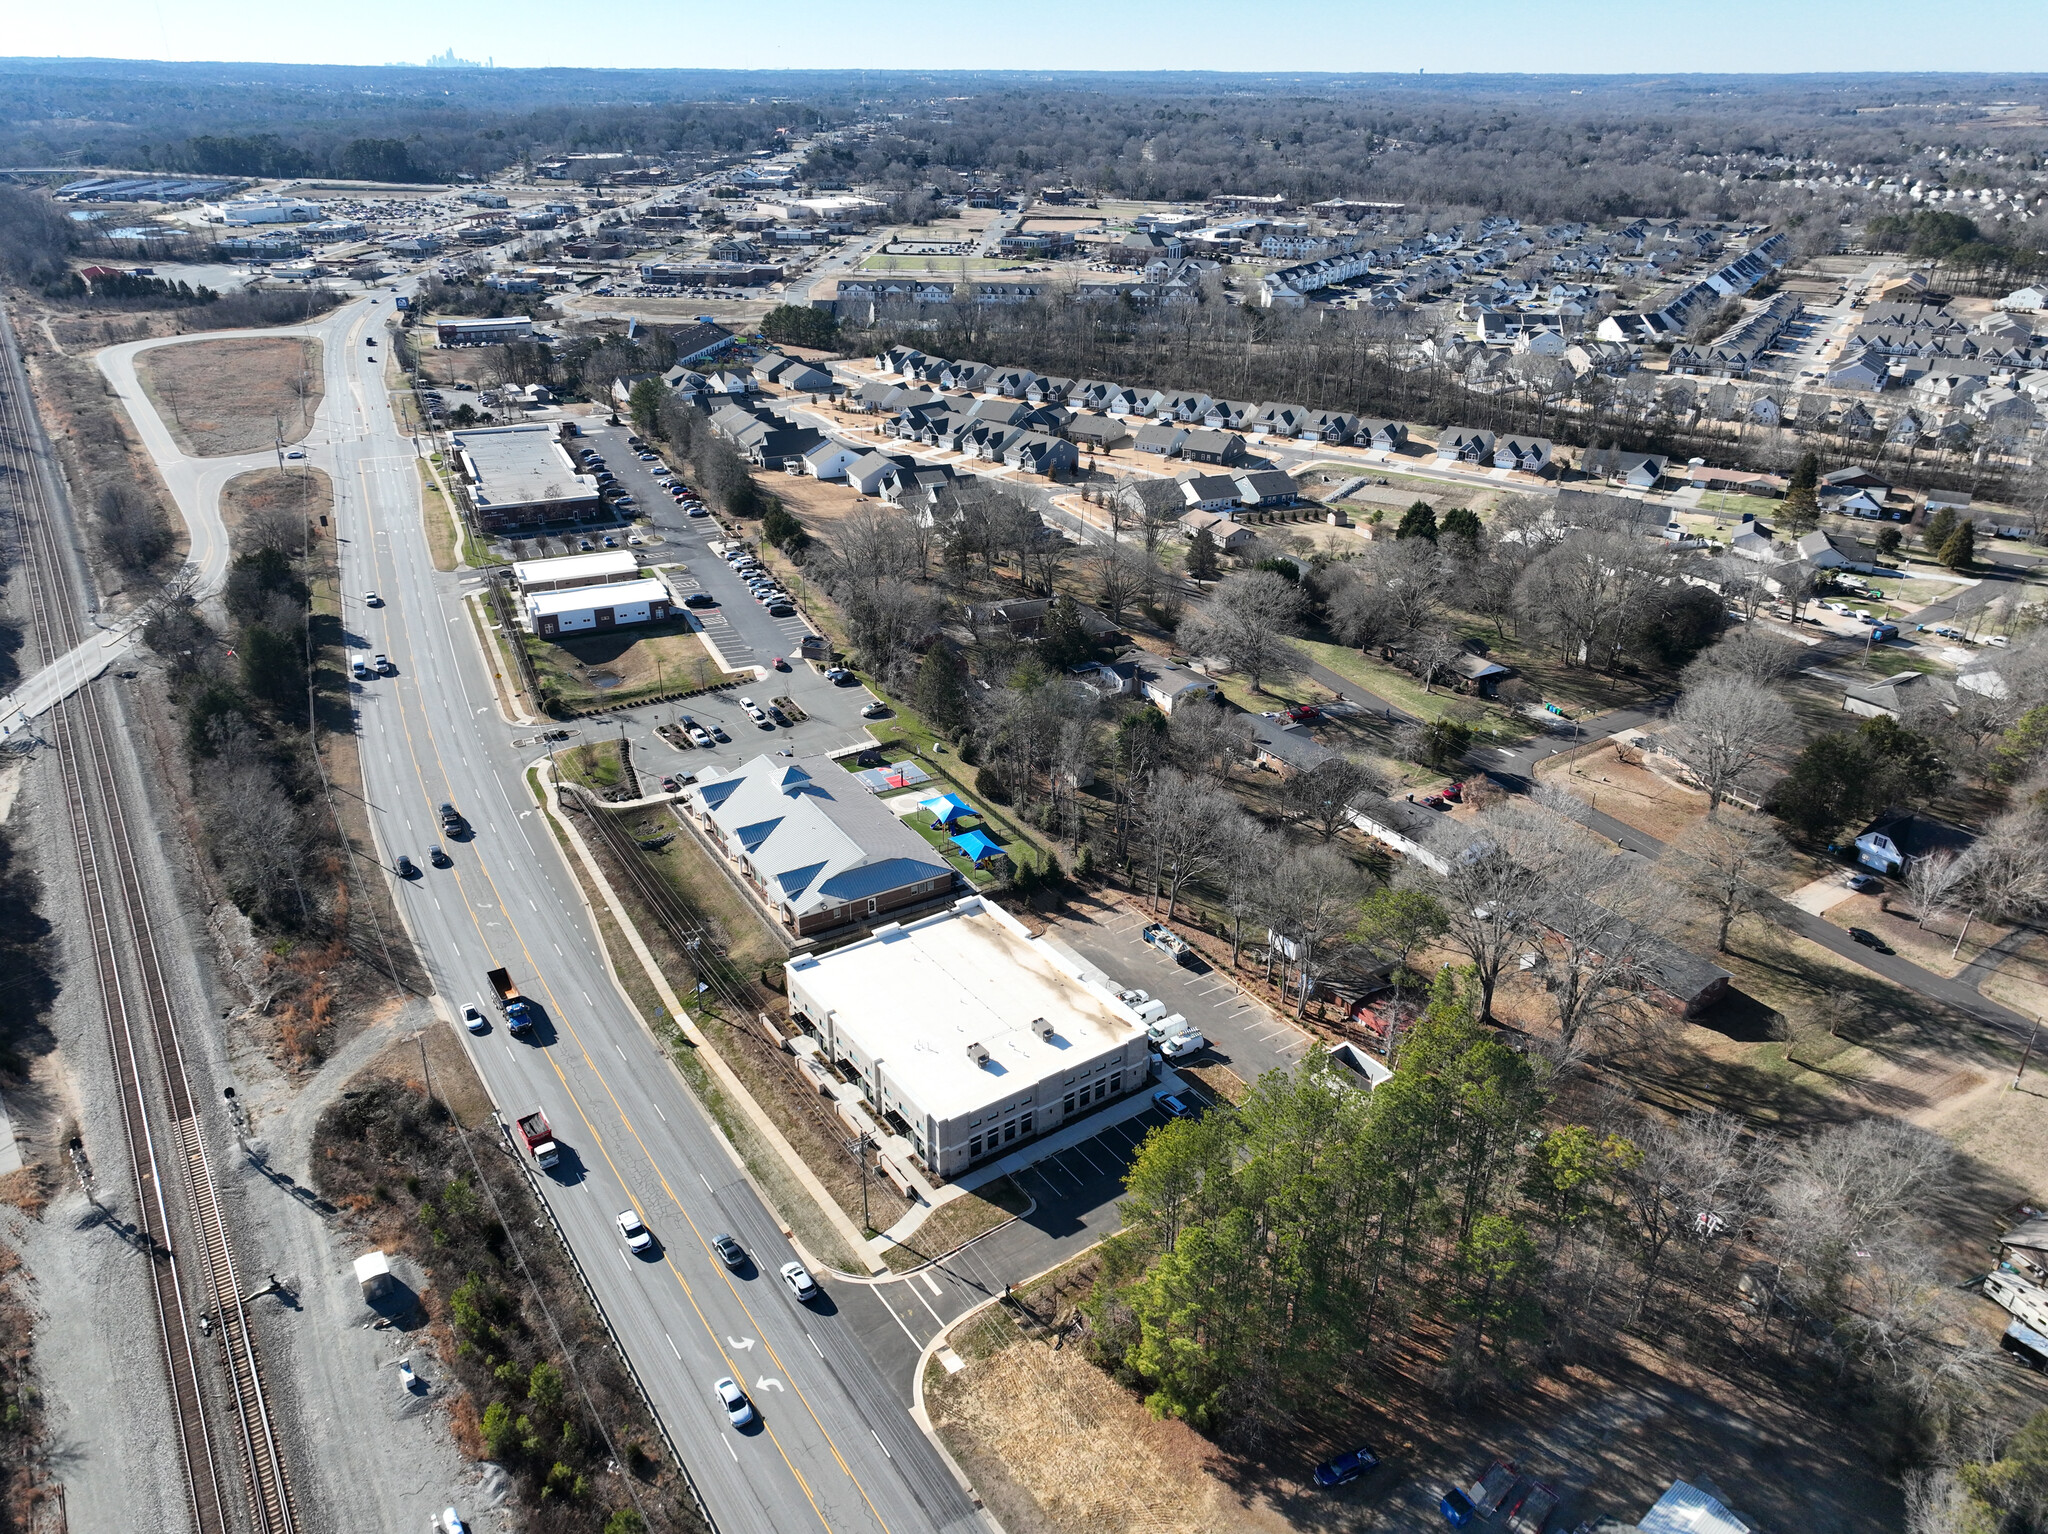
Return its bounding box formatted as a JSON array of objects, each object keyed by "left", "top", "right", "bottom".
[{"left": 1789, "top": 875, "right": 1857, "bottom": 916}]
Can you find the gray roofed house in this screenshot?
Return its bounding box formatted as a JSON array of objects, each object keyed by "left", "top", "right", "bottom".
[
  {"left": 1134, "top": 422, "right": 1190, "bottom": 457},
  {"left": 1179, "top": 473, "right": 1243, "bottom": 511},
  {"left": 1064, "top": 414, "right": 1131, "bottom": 450},
  {"left": 1114, "top": 476, "right": 1191, "bottom": 524},
  {"left": 1232, "top": 469, "right": 1302, "bottom": 507},
  {"left": 1843, "top": 669, "right": 1949, "bottom": 720},
  {"left": 1181, "top": 429, "right": 1248, "bottom": 465},
  {"left": 1250, "top": 719, "right": 1332, "bottom": 777},
  {"left": 1436, "top": 428, "right": 1496, "bottom": 464},
  {"left": 682, "top": 756, "right": 958, "bottom": 936},
  {"left": 1356, "top": 418, "right": 1409, "bottom": 450}
]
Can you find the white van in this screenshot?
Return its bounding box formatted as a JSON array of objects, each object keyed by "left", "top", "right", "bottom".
[{"left": 1146, "top": 1013, "right": 1192, "bottom": 1045}]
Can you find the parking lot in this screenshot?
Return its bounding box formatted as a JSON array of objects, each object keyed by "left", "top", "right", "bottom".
[{"left": 1048, "top": 901, "right": 1318, "bottom": 1084}]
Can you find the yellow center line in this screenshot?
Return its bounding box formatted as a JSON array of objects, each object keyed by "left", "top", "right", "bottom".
[{"left": 349, "top": 457, "right": 894, "bottom": 1534}]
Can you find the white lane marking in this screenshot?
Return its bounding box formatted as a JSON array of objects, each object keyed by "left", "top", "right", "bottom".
[
  {"left": 871, "top": 1429, "right": 892, "bottom": 1459},
  {"left": 724, "top": 1439, "right": 737, "bottom": 1462},
  {"left": 699, "top": 1172, "right": 712, "bottom": 1190},
  {"left": 667, "top": 1333, "right": 679, "bottom": 1359},
  {"left": 871, "top": 1288, "right": 925, "bottom": 1348},
  {"left": 806, "top": 1332, "right": 822, "bottom": 1359},
  {"left": 616, "top": 1043, "right": 626, "bottom": 1060},
  {"left": 655, "top": 1102, "right": 666, "bottom": 1122}
]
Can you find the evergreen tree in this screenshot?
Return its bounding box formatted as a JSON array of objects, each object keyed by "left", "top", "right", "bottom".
[
  {"left": 1938, "top": 519, "right": 1977, "bottom": 570},
  {"left": 1396, "top": 500, "right": 1439, "bottom": 541},
  {"left": 1787, "top": 451, "right": 1819, "bottom": 495},
  {"left": 1439, "top": 505, "right": 1484, "bottom": 552},
  {"left": 760, "top": 304, "right": 839, "bottom": 350},
  {"left": 1873, "top": 526, "right": 1902, "bottom": 558},
  {"left": 1185, "top": 527, "right": 1221, "bottom": 582},
  {"left": 913, "top": 647, "right": 970, "bottom": 732},
  {"left": 1038, "top": 594, "right": 1095, "bottom": 672},
  {"left": 1922, "top": 505, "right": 1958, "bottom": 554}
]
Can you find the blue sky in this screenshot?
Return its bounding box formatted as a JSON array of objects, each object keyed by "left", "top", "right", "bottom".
[{"left": 10, "top": 0, "right": 2048, "bottom": 74}]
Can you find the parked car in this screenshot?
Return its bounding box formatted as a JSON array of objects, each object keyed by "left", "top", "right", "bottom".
[
  {"left": 688, "top": 505, "right": 710, "bottom": 517},
  {"left": 685, "top": 592, "right": 717, "bottom": 608},
  {"left": 1153, "top": 1091, "right": 1194, "bottom": 1119},
  {"left": 1313, "top": 1446, "right": 1381, "bottom": 1488},
  {"left": 859, "top": 700, "right": 889, "bottom": 718},
  {"left": 780, "top": 1260, "right": 820, "bottom": 1302},
  {"left": 688, "top": 725, "right": 714, "bottom": 748},
  {"left": 739, "top": 697, "right": 767, "bottom": 724},
  {"left": 1159, "top": 1028, "right": 1206, "bottom": 1059},
  {"left": 1846, "top": 873, "right": 1884, "bottom": 893},
  {"left": 1849, "top": 927, "right": 1893, "bottom": 953}
]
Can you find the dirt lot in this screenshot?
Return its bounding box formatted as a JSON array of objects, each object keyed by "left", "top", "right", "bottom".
[{"left": 134, "top": 336, "right": 324, "bottom": 456}]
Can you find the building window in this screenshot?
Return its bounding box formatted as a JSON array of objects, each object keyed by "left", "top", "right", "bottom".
[
  {"left": 1021, "top": 1113, "right": 1033, "bottom": 1136},
  {"left": 1003, "top": 1123, "right": 1017, "bottom": 1144},
  {"left": 1095, "top": 1081, "right": 1108, "bottom": 1102},
  {"left": 1109, "top": 1072, "right": 1121, "bottom": 1095},
  {"left": 969, "top": 1135, "right": 982, "bottom": 1158},
  {"left": 1063, "top": 1092, "right": 1075, "bottom": 1116}
]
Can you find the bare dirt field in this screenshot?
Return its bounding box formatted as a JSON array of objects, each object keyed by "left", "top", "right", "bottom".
[{"left": 135, "top": 336, "right": 324, "bottom": 456}]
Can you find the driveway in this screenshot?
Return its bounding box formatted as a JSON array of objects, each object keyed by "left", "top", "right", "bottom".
[{"left": 1046, "top": 901, "right": 1317, "bottom": 1083}]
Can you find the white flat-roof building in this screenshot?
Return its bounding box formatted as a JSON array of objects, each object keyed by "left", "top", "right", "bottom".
[
  {"left": 450, "top": 425, "right": 601, "bottom": 529},
  {"left": 435, "top": 314, "right": 534, "bottom": 346},
  {"left": 206, "top": 196, "right": 323, "bottom": 225},
  {"left": 786, "top": 897, "right": 1150, "bottom": 1178},
  {"left": 513, "top": 549, "right": 639, "bottom": 592},
  {"left": 525, "top": 578, "right": 673, "bottom": 637}
]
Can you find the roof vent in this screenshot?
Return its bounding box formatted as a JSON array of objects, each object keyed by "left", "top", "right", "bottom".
[
  {"left": 1032, "top": 1018, "right": 1055, "bottom": 1041},
  {"left": 967, "top": 1042, "right": 991, "bottom": 1067}
]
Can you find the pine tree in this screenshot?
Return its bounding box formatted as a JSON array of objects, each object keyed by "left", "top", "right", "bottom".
[
  {"left": 1922, "top": 505, "right": 1958, "bottom": 554},
  {"left": 1938, "top": 519, "right": 1977, "bottom": 570},
  {"left": 913, "top": 646, "right": 970, "bottom": 731},
  {"left": 1396, "top": 501, "right": 1439, "bottom": 541},
  {"left": 1186, "top": 527, "right": 1221, "bottom": 582}
]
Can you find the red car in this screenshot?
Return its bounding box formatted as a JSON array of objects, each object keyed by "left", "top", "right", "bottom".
[{"left": 1285, "top": 703, "right": 1324, "bottom": 724}]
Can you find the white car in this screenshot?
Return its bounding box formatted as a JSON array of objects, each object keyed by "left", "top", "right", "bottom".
[
  {"left": 739, "top": 697, "right": 767, "bottom": 723},
  {"left": 364, "top": 591, "right": 383, "bottom": 607},
  {"left": 714, "top": 1376, "right": 755, "bottom": 1427},
  {"left": 461, "top": 1004, "right": 487, "bottom": 1034},
  {"left": 688, "top": 726, "right": 714, "bottom": 748},
  {"left": 617, "top": 1209, "right": 653, "bottom": 1253},
  {"left": 374, "top": 653, "right": 395, "bottom": 674},
  {"left": 780, "top": 1260, "right": 820, "bottom": 1302},
  {"left": 860, "top": 701, "right": 889, "bottom": 719}
]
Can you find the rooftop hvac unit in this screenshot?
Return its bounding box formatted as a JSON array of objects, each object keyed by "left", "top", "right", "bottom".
[
  {"left": 1032, "top": 1017, "right": 1055, "bottom": 1041},
  {"left": 966, "top": 1042, "right": 991, "bottom": 1067}
]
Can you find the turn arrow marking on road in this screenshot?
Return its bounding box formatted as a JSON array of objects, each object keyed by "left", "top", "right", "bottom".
[{"left": 728, "top": 1335, "right": 755, "bottom": 1351}]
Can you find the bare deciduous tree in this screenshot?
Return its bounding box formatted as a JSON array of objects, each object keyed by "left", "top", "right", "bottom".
[
  {"left": 1142, "top": 768, "right": 1237, "bottom": 921},
  {"left": 1279, "top": 754, "right": 1383, "bottom": 843},
  {"left": 1668, "top": 673, "right": 1797, "bottom": 819},
  {"left": 1180, "top": 570, "right": 1307, "bottom": 694},
  {"left": 1903, "top": 849, "right": 1971, "bottom": 931},
  {"left": 1269, "top": 843, "right": 1369, "bottom": 1017},
  {"left": 1670, "top": 816, "right": 1788, "bottom": 952}
]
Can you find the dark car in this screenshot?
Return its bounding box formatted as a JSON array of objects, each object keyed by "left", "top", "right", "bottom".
[
  {"left": 767, "top": 602, "right": 796, "bottom": 617},
  {"left": 685, "top": 592, "right": 717, "bottom": 608},
  {"left": 396, "top": 855, "right": 420, "bottom": 879},
  {"left": 712, "top": 1233, "right": 747, "bottom": 1270},
  {"left": 1849, "top": 927, "right": 1893, "bottom": 954},
  {"left": 429, "top": 846, "right": 452, "bottom": 868},
  {"left": 1313, "top": 1447, "right": 1380, "bottom": 1488}
]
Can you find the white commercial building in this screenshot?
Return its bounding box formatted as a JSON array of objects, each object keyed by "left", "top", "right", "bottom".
[
  {"left": 525, "top": 578, "right": 673, "bottom": 637},
  {"left": 786, "top": 897, "right": 1151, "bottom": 1178},
  {"left": 513, "top": 549, "right": 639, "bottom": 593},
  {"left": 450, "top": 425, "right": 601, "bottom": 529},
  {"left": 205, "top": 196, "right": 324, "bottom": 225}
]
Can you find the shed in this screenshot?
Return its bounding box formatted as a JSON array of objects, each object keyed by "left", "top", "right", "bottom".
[{"left": 354, "top": 1250, "right": 396, "bottom": 1301}]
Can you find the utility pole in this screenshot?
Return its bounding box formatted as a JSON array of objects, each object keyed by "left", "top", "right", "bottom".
[{"left": 2017, "top": 1012, "right": 2044, "bottom": 1091}]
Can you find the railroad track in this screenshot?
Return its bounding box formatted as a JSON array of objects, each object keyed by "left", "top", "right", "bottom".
[{"left": 0, "top": 304, "right": 298, "bottom": 1534}]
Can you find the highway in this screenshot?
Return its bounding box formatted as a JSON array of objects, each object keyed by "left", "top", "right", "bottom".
[{"left": 112, "top": 295, "right": 983, "bottom": 1534}]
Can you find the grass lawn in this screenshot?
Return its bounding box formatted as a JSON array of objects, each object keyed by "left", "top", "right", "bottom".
[
  {"left": 877, "top": 1176, "right": 1030, "bottom": 1271},
  {"left": 524, "top": 622, "right": 739, "bottom": 713},
  {"left": 416, "top": 459, "right": 459, "bottom": 572},
  {"left": 1297, "top": 639, "right": 1538, "bottom": 743},
  {"left": 891, "top": 797, "right": 1000, "bottom": 887},
  {"left": 1695, "top": 491, "right": 1784, "bottom": 518},
  {"left": 1852, "top": 648, "right": 1944, "bottom": 677},
  {"left": 556, "top": 740, "right": 628, "bottom": 794}
]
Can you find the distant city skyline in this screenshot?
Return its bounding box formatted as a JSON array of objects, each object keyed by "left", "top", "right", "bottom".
[{"left": 8, "top": 0, "right": 2048, "bottom": 75}]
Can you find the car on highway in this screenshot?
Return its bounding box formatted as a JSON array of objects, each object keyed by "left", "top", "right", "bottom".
[
  {"left": 364, "top": 591, "right": 383, "bottom": 607},
  {"left": 1153, "top": 1090, "right": 1194, "bottom": 1119},
  {"left": 1849, "top": 927, "right": 1894, "bottom": 953},
  {"left": 1313, "top": 1446, "right": 1381, "bottom": 1488},
  {"left": 351, "top": 659, "right": 372, "bottom": 680},
  {"left": 396, "top": 855, "right": 420, "bottom": 879},
  {"left": 374, "top": 653, "right": 395, "bottom": 674},
  {"left": 617, "top": 1209, "right": 654, "bottom": 1254},
  {"left": 860, "top": 700, "right": 889, "bottom": 719},
  {"left": 684, "top": 591, "right": 716, "bottom": 608},
  {"left": 285, "top": 449, "right": 305, "bottom": 460},
  {"left": 739, "top": 697, "right": 768, "bottom": 724},
  {"left": 713, "top": 1376, "right": 755, "bottom": 1428},
  {"left": 713, "top": 1233, "right": 747, "bottom": 1270},
  {"left": 429, "top": 846, "right": 452, "bottom": 869},
  {"left": 780, "top": 1260, "right": 821, "bottom": 1302},
  {"left": 462, "top": 1003, "right": 487, "bottom": 1034}
]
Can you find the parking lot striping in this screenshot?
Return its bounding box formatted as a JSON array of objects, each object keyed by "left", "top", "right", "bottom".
[
  {"left": 1065, "top": 1142, "right": 1107, "bottom": 1176},
  {"left": 921, "top": 1270, "right": 942, "bottom": 1297}
]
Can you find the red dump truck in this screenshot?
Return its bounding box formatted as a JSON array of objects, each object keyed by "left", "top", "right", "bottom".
[
  {"left": 487, "top": 967, "right": 535, "bottom": 1033},
  {"left": 515, "top": 1110, "right": 560, "bottom": 1169}
]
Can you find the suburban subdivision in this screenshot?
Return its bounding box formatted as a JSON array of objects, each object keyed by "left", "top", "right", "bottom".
[{"left": 0, "top": 43, "right": 2046, "bottom": 1534}]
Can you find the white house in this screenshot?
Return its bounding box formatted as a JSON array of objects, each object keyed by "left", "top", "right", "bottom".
[
  {"left": 801, "top": 440, "right": 864, "bottom": 480},
  {"left": 1132, "top": 659, "right": 1220, "bottom": 714},
  {"left": 1998, "top": 286, "right": 2047, "bottom": 313}
]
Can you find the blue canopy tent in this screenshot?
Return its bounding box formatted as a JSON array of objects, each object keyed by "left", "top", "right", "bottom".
[
  {"left": 949, "top": 828, "right": 1004, "bottom": 866},
  {"left": 920, "top": 793, "right": 975, "bottom": 829}
]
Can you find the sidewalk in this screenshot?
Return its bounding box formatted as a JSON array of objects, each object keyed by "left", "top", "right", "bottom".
[{"left": 951, "top": 1064, "right": 1191, "bottom": 1196}]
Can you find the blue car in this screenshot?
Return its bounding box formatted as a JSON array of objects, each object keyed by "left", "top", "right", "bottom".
[{"left": 1313, "top": 1446, "right": 1379, "bottom": 1488}]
